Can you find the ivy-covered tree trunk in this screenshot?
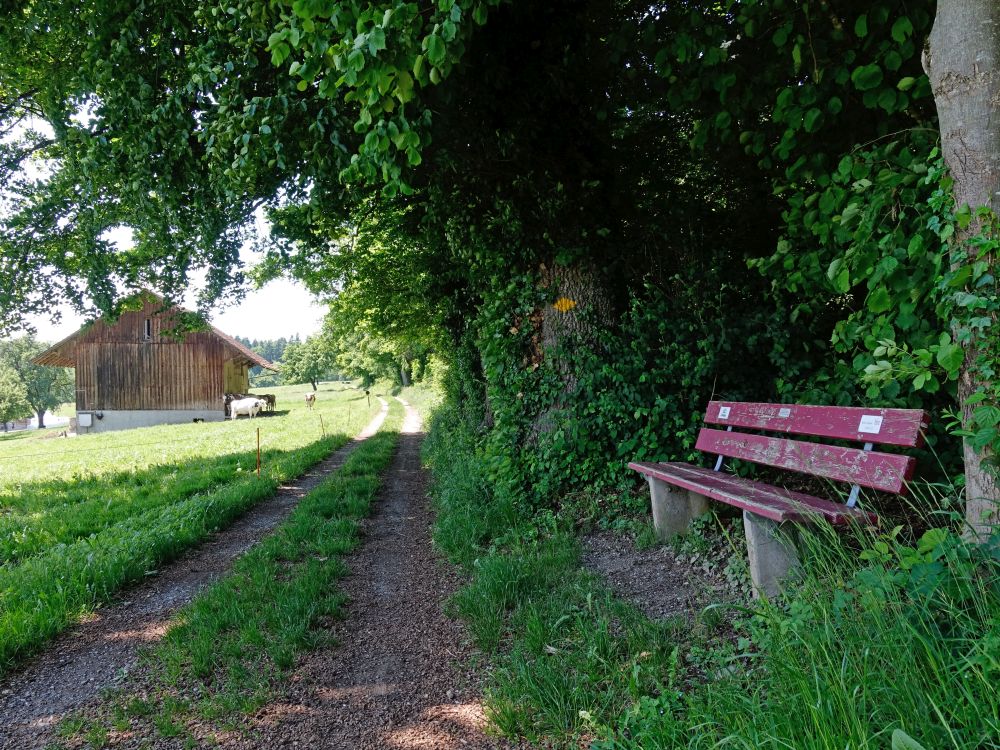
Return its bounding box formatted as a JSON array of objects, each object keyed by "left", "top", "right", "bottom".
[
  {"left": 531, "top": 259, "right": 613, "bottom": 437},
  {"left": 540, "top": 260, "right": 613, "bottom": 355},
  {"left": 926, "top": 0, "right": 1000, "bottom": 539}
]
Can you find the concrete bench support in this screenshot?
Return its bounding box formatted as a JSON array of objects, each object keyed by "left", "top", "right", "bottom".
[
  {"left": 687, "top": 490, "right": 710, "bottom": 519},
  {"left": 647, "top": 478, "right": 708, "bottom": 540},
  {"left": 743, "top": 511, "right": 800, "bottom": 599}
]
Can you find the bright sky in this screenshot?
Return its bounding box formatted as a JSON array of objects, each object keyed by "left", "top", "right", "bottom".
[
  {"left": 7, "top": 118, "right": 329, "bottom": 345},
  {"left": 26, "top": 278, "right": 327, "bottom": 344}
]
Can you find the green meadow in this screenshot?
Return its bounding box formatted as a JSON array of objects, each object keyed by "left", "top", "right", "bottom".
[{"left": 0, "top": 382, "right": 380, "bottom": 672}]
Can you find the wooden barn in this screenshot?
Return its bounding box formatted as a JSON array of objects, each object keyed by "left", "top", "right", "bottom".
[{"left": 33, "top": 293, "right": 276, "bottom": 434}]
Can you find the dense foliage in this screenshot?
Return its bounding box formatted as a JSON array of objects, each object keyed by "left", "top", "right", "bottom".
[
  {"left": 425, "top": 396, "right": 1000, "bottom": 749},
  {"left": 0, "top": 1, "right": 990, "bottom": 513},
  {"left": 3, "top": 3, "right": 999, "bottom": 747}
]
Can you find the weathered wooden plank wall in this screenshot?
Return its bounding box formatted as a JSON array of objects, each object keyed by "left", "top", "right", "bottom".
[{"left": 67, "top": 298, "right": 250, "bottom": 412}]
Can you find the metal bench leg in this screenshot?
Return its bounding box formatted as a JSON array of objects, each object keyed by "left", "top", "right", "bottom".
[
  {"left": 742, "top": 511, "right": 800, "bottom": 599},
  {"left": 647, "top": 478, "right": 692, "bottom": 539}
]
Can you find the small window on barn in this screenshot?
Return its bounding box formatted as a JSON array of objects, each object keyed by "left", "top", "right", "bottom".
[{"left": 143, "top": 318, "right": 152, "bottom": 341}]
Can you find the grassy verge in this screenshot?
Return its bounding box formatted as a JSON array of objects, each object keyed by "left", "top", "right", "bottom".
[
  {"left": 425, "top": 402, "right": 684, "bottom": 745},
  {"left": 58, "top": 400, "right": 404, "bottom": 748},
  {"left": 426, "top": 399, "right": 1000, "bottom": 750},
  {"left": 0, "top": 386, "right": 382, "bottom": 674},
  {"left": 0, "top": 384, "right": 378, "bottom": 564}
]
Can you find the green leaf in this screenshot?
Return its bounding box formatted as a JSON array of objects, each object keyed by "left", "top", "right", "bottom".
[
  {"left": 854, "top": 15, "right": 868, "bottom": 38},
  {"left": 851, "top": 64, "right": 883, "bottom": 91},
  {"left": 936, "top": 343, "right": 965, "bottom": 374},
  {"left": 426, "top": 34, "right": 446, "bottom": 66},
  {"left": 394, "top": 71, "right": 414, "bottom": 102},
  {"left": 267, "top": 31, "right": 286, "bottom": 50},
  {"left": 891, "top": 17, "right": 914, "bottom": 43},
  {"left": 897, "top": 76, "right": 916, "bottom": 91},
  {"left": 867, "top": 286, "right": 891, "bottom": 313},
  {"left": 803, "top": 108, "right": 823, "bottom": 133},
  {"left": 828, "top": 258, "right": 851, "bottom": 293},
  {"left": 270, "top": 42, "right": 290, "bottom": 67},
  {"left": 368, "top": 27, "right": 386, "bottom": 54},
  {"left": 878, "top": 88, "right": 898, "bottom": 112},
  {"left": 891, "top": 730, "right": 928, "bottom": 750}
]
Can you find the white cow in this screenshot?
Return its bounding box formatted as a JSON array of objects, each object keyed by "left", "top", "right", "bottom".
[{"left": 230, "top": 397, "right": 267, "bottom": 420}]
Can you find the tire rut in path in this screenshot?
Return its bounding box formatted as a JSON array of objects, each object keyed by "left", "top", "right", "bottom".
[
  {"left": 227, "top": 398, "right": 522, "bottom": 750},
  {"left": 0, "top": 400, "right": 390, "bottom": 750}
]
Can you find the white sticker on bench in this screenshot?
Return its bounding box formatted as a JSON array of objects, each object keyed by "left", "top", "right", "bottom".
[
  {"left": 718, "top": 406, "right": 731, "bottom": 420},
  {"left": 778, "top": 408, "right": 791, "bottom": 418},
  {"left": 858, "top": 415, "right": 883, "bottom": 434}
]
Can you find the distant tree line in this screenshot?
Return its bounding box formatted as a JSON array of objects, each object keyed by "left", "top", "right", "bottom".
[
  {"left": 235, "top": 335, "right": 299, "bottom": 367},
  {"left": 0, "top": 337, "right": 73, "bottom": 429}
]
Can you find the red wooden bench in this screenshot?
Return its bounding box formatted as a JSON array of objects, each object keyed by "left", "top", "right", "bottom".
[{"left": 629, "top": 401, "right": 929, "bottom": 597}]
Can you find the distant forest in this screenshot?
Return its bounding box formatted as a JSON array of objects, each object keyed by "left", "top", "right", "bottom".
[{"left": 236, "top": 336, "right": 299, "bottom": 387}]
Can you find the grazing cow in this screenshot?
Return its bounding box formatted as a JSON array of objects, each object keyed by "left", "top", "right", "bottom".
[
  {"left": 304, "top": 392, "right": 316, "bottom": 410},
  {"left": 248, "top": 393, "right": 276, "bottom": 412},
  {"left": 224, "top": 393, "right": 247, "bottom": 417},
  {"left": 230, "top": 397, "right": 266, "bottom": 420}
]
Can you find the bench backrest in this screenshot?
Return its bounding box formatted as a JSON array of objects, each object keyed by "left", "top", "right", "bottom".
[{"left": 698, "top": 401, "right": 929, "bottom": 495}]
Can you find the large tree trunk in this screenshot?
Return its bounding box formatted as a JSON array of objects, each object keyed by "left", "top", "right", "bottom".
[
  {"left": 925, "top": 1, "right": 1000, "bottom": 540},
  {"left": 530, "top": 259, "right": 614, "bottom": 438},
  {"left": 36, "top": 408, "right": 45, "bottom": 429},
  {"left": 400, "top": 355, "right": 412, "bottom": 387},
  {"left": 540, "top": 260, "right": 613, "bottom": 359}
]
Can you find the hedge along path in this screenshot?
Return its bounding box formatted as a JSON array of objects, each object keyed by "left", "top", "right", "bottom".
[{"left": 0, "top": 397, "right": 390, "bottom": 750}]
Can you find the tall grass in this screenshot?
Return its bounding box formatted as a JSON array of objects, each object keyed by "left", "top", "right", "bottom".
[
  {"left": 426, "top": 399, "right": 1000, "bottom": 750},
  {"left": 63, "top": 401, "right": 405, "bottom": 744},
  {"left": 601, "top": 516, "right": 1000, "bottom": 750},
  {"left": 0, "top": 385, "right": 383, "bottom": 673},
  {"left": 425, "top": 402, "right": 682, "bottom": 745}
]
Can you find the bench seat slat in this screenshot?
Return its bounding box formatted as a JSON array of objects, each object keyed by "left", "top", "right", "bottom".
[
  {"left": 696, "top": 428, "right": 915, "bottom": 494},
  {"left": 627, "top": 461, "right": 878, "bottom": 525},
  {"left": 706, "top": 401, "right": 929, "bottom": 448}
]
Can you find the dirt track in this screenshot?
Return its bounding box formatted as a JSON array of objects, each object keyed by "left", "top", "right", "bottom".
[
  {"left": 0, "top": 400, "right": 389, "bottom": 750},
  {"left": 224, "top": 399, "right": 521, "bottom": 750},
  {"left": 1, "top": 398, "right": 522, "bottom": 749}
]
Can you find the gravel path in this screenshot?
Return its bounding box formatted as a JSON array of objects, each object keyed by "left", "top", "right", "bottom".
[
  {"left": 225, "top": 398, "right": 522, "bottom": 750},
  {"left": 0, "top": 400, "right": 389, "bottom": 750}
]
